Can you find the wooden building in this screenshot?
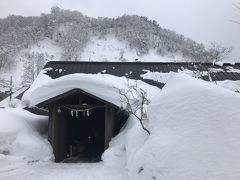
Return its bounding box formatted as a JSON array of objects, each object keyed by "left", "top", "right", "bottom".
[
  {"left": 36, "top": 88, "right": 128, "bottom": 162},
  {"left": 31, "top": 61, "right": 240, "bottom": 162}
]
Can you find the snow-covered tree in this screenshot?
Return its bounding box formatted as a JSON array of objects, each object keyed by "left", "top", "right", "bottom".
[
  {"left": 0, "top": 6, "right": 222, "bottom": 68},
  {"left": 207, "top": 42, "right": 233, "bottom": 62},
  {"left": 21, "top": 52, "right": 46, "bottom": 85}
]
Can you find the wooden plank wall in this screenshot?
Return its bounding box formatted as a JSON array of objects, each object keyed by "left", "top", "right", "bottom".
[{"left": 51, "top": 104, "right": 68, "bottom": 162}]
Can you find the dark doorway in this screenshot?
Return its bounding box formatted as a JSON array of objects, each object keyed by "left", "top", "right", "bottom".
[
  {"left": 65, "top": 107, "right": 105, "bottom": 162},
  {"left": 46, "top": 89, "right": 128, "bottom": 162}
]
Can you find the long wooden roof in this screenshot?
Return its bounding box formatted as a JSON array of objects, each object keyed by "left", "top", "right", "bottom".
[{"left": 44, "top": 61, "right": 240, "bottom": 88}]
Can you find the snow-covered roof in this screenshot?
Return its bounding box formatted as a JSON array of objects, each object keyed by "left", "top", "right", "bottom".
[
  {"left": 22, "top": 61, "right": 240, "bottom": 107},
  {"left": 44, "top": 61, "right": 240, "bottom": 88},
  {"left": 22, "top": 70, "right": 160, "bottom": 108}
]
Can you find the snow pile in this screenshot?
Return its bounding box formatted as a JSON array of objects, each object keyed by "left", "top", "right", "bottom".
[
  {"left": 102, "top": 124, "right": 127, "bottom": 167},
  {"left": 127, "top": 74, "right": 240, "bottom": 180},
  {"left": 214, "top": 61, "right": 236, "bottom": 66},
  {"left": 22, "top": 71, "right": 159, "bottom": 107},
  {"left": 217, "top": 80, "right": 240, "bottom": 92},
  {"left": 226, "top": 66, "right": 240, "bottom": 73},
  {"left": 0, "top": 108, "right": 53, "bottom": 162},
  {"left": 140, "top": 69, "right": 209, "bottom": 84},
  {"left": 102, "top": 115, "right": 146, "bottom": 165},
  {"left": 141, "top": 69, "right": 240, "bottom": 92},
  {"left": 0, "top": 87, "right": 29, "bottom": 108},
  {"left": 141, "top": 70, "right": 174, "bottom": 84}
]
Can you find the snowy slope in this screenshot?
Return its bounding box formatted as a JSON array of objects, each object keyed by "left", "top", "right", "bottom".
[
  {"left": 0, "top": 39, "right": 62, "bottom": 91},
  {"left": 80, "top": 36, "right": 185, "bottom": 62},
  {"left": 26, "top": 39, "right": 62, "bottom": 60}
]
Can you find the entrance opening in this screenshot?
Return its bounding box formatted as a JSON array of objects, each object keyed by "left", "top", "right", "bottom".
[
  {"left": 47, "top": 89, "right": 128, "bottom": 162},
  {"left": 65, "top": 107, "right": 105, "bottom": 162}
]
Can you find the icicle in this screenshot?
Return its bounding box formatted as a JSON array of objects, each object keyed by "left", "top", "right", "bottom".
[
  {"left": 87, "top": 110, "right": 89, "bottom": 117},
  {"left": 71, "top": 110, "right": 74, "bottom": 116},
  {"left": 83, "top": 111, "right": 85, "bottom": 117},
  {"left": 76, "top": 110, "right": 78, "bottom": 117}
]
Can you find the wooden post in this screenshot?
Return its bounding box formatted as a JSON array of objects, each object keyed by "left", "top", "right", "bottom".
[
  {"left": 9, "top": 76, "right": 12, "bottom": 102},
  {"left": 52, "top": 104, "right": 68, "bottom": 162},
  {"left": 48, "top": 104, "right": 53, "bottom": 145},
  {"left": 104, "top": 106, "right": 115, "bottom": 149}
]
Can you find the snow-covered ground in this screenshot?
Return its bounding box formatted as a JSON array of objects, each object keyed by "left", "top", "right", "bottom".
[
  {"left": 1, "top": 70, "right": 240, "bottom": 180},
  {"left": 0, "top": 155, "right": 127, "bottom": 180},
  {"left": 0, "top": 107, "right": 127, "bottom": 180}
]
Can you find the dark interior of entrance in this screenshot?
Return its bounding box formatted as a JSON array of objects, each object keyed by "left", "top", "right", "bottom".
[{"left": 67, "top": 107, "right": 105, "bottom": 161}]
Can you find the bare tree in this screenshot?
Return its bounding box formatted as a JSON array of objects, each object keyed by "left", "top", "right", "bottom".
[
  {"left": 21, "top": 52, "right": 46, "bottom": 86},
  {"left": 119, "top": 80, "right": 151, "bottom": 135},
  {"left": 0, "top": 79, "right": 11, "bottom": 90},
  {"left": 207, "top": 42, "right": 233, "bottom": 62}
]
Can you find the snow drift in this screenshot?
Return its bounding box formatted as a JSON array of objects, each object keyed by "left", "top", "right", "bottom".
[
  {"left": 126, "top": 73, "right": 240, "bottom": 180},
  {"left": 0, "top": 108, "right": 53, "bottom": 161},
  {"left": 2, "top": 72, "right": 240, "bottom": 180}
]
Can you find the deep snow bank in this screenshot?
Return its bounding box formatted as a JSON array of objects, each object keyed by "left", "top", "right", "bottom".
[
  {"left": 127, "top": 74, "right": 240, "bottom": 180},
  {"left": 0, "top": 108, "right": 53, "bottom": 161}
]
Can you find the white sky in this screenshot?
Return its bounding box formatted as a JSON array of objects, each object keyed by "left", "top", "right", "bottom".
[{"left": 0, "top": 0, "right": 239, "bottom": 61}]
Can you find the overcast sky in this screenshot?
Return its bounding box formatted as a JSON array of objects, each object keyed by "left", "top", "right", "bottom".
[{"left": 0, "top": 0, "right": 239, "bottom": 61}]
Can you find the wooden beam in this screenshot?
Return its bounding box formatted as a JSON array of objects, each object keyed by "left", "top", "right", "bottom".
[
  {"left": 36, "top": 88, "right": 119, "bottom": 109},
  {"left": 58, "top": 104, "right": 106, "bottom": 109}
]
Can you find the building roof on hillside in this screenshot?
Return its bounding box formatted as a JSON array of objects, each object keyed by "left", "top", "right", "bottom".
[{"left": 44, "top": 61, "right": 240, "bottom": 88}]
